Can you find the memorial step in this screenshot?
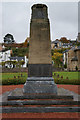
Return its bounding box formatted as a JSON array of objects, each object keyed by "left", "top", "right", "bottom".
[
  {"left": 0, "top": 106, "right": 80, "bottom": 113},
  {"left": 1, "top": 100, "right": 80, "bottom": 106},
  {"left": 8, "top": 95, "right": 73, "bottom": 100}
]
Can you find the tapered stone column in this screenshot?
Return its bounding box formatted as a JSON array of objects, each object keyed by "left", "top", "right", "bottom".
[{"left": 23, "top": 4, "right": 57, "bottom": 94}]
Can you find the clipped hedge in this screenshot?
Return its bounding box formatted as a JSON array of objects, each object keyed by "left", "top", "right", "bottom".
[
  {"left": 54, "top": 78, "right": 80, "bottom": 85},
  {"left": 2, "top": 78, "right": 26, "bottom": 85}
]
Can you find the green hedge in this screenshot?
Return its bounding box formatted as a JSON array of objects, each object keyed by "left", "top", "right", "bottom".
[
  {"left": 2, "top": 78, "right": 26, "bottom": 85},
  {"left": 54, "top": 78, "right": 80, "bottom": 85}
]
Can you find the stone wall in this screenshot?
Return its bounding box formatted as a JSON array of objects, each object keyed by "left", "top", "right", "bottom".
[{"left": 2, "top": 68, "right": 28, "bottom": 73}]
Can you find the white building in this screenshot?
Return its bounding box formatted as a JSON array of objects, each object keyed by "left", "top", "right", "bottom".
[
  {"left": 0, "top": 49, "right": 11, "bottom": 62},
  {"left": 0, "top": 49, "right": 12, "bottom": 67},
  {"left": 0, "top": 48, "right": 28, "bottom": 68},
  {"left": 9, "top": 56, "right": 28, "bottom": 68}
]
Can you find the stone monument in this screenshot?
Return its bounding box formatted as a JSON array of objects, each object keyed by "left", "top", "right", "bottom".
[
  {"left": 1, "top": 4, "right": 79, "bottom": 114},
  {"left": 23, "top": 4, "right": 57, "bottom": 94}
]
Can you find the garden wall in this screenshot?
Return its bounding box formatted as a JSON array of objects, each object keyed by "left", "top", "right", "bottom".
[{"left": 2, "top": 68, "right": 28, "bottom": 73}]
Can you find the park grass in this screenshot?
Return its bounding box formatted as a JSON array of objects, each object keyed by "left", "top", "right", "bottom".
[
  {"left": 53, "top": 72, "right": 79, "bottom": 80},
  {"left": 0, "top": 73, "right": 27, "bottom": 85},
  {"left": 0, "top": 72, "right": 80, "bottom": 85},
  {"left": 53, "top": 72, "right": 80, "bottom": 85}
]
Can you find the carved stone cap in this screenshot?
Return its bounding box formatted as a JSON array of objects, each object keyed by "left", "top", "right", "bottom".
[
  {"left": 31, "top": 4, "right": 47, "bottom": 9},
  {"left": 31, "top": 4, "right": 48, "bottom": 19}
]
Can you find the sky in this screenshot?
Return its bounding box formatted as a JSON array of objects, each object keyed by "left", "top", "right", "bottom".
[{"left": 0, "top": 1, "right": 79, "bottom": 43}]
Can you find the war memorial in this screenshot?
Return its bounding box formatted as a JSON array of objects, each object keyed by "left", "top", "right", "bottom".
[
  {"left": 23, "top": 4, "right": 57, "bottom": 95},
  {"left": 0, "top": 4, "right": 80, "bottom": 113}
]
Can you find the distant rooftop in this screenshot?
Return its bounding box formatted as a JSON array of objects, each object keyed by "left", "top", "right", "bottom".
[{"left": 10, "top": 56, "right": 25, "bottom": 61}]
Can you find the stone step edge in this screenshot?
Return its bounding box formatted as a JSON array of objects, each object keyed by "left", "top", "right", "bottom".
[
  {"left": 0, "top": 100, "right": 80, "bottom": 106},
  {"left": 8, "top": 95, "right": 73, "bottom": 100},
  {"left": 0, "top": 107, "right": 80, "bottom": 113},
  {"left": 27, "top": 77, "right": 54, "bottom": 81}
]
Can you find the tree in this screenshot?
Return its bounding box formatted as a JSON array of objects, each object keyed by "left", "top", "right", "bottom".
[
  {"left": 52, "top": 52, "right": 63, "bottom": 68},
  {"left": 4, "top": 34, "right": 15, "bottom": 44},
  {"left": 60, "top": 37, "right": 69, "bottom": 43},
  {"left": 12, "top": 48, "right": 29, "bottom": 57}
]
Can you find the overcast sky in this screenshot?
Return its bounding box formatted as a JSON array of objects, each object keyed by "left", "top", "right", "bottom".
[{"left": 1, "top": 2, "right": 79, "bottom": 43}]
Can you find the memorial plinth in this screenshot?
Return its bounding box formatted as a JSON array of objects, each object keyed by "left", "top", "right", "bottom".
[{"left": 23, "top": 4, "right": 57, "bottom": 94}]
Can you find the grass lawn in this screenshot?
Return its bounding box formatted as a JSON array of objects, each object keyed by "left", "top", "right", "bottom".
[
  {"left": 2, "top": 72, "right": 27, "bottom": 80},
  {"left": 53, "top": 72, "right": 80, "bottom": 85},
  {"left": 0, "top": 72, "right": 80, "bottom": 85},
  {"left": 0, "top": 72, "right": 27, "bottom": 85},
  {"left": 53, "top": 72, "right": 79, "bottom": 80}
]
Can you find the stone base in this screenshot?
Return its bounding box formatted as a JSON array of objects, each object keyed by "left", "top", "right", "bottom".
[{"left": 23, "top": 77, "right": 57, "bottom": 94}]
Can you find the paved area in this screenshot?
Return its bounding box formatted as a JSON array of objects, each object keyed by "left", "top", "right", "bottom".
[{"left": 0, "top": 84, "right": 80, "bottom": 119}]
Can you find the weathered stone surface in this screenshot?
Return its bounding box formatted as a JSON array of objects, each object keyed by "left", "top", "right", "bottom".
[
  {"left": 7, "top": 87, "right": 76, "bottom": 100},
  {"left": 27, "top": 77, "right": 54, "bottom": 81},
  {"left": 23, "top": 80, "right": 57, "bottom": 94},
  {"left": 1, "top": 100, "right": 79, "bottom": 106},
  {"left": 23, "top": 77, "right": 57, "bottom": 94},
  {"left": 29, "top": 4, "right": 51, "bottom": 64},
  {"left": 1, "top": 107, "right": 80, "bottom": 113},
  {"left": 8, "top": 94, "right": 74, "bottom": 100},
  {"left": 31, "top": 4, "right": 48, "bottom": 19},
  {"left": 1, "top": 87, "right": 79, "bottom": 102},
  {"left": 29, "top": 19, "right": 51, "bottom": 64}
]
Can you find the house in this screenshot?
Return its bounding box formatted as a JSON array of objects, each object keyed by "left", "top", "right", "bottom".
[
  {"left": 51, "top": 37, "right": 73, "bottom": 49},
  {"left": 0, "top": 49, "right": 12, "bottom": 67},
  {"left": 9, "top": 56, "right": 28, "bottom": 68},
  {"left": 0, "top": 44, "right": 28, "bottom": 68},
  {"left": 51, "top": 39, "right": 62, "bottom": 49},
  {"left": 0, "top": 44, "right": 11, "bottom": 67},
  {"left": 0, "top": 49, "right": 12, "bottom": 62},
  {"left": 63, "top": 46, "right": 80, "bottom": 71},
  {"left": 62, "top": 43, "right": 73, "bottom": 48}
]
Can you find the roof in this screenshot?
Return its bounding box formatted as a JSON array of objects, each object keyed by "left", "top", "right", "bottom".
[
  {"left": 62, "top": 49, "right": 69, "bottom": 53},
  {"left": 10, "top": 56, "right": 25, "bottom": 61},
  {"left": 1, "top": 49, "right": 11, "bottom": 52},
  {"left": 51, "top": 40, "right": 61, "bottom": 44},
  {"left": 62, "top": 43, "right": 73, "bottom": 46},
  {"left": 69, "top": 46, "right": 75, "bottom": 50},
  {"left": 62, "top": 43, "right": 68, "bottom": 46}
]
